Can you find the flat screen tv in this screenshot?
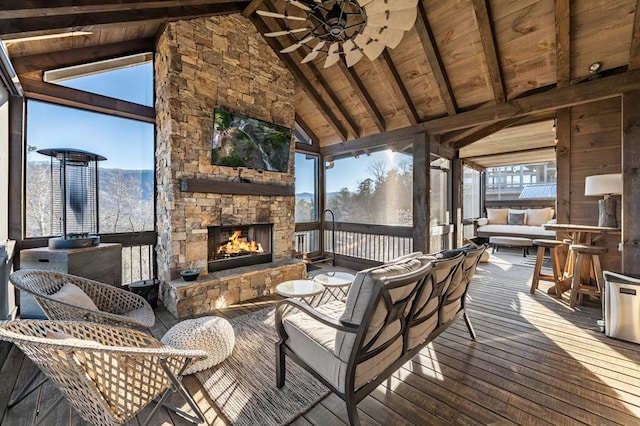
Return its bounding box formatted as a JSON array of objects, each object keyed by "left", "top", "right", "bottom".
[{"left": 211, "top": 108, "right": 292, "bottom": 173}]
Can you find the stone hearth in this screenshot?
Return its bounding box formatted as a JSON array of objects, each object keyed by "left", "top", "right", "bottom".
[{"left": 163, "top": 259, "right": 305, "bottom": 319}]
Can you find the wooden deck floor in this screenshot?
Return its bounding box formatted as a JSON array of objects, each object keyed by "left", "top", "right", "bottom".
[{"left": 1, "top": 253, "right": 639, "bottom": 425}]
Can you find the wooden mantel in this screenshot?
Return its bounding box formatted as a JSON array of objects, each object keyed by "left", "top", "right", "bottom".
[{"left": 179, "top": 178, "right": 294, "bottom": 196}]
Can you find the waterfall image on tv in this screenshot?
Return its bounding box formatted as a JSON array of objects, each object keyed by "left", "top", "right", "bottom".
[{"left": 211, "top": 109, "right": 292, "bottom": 172}]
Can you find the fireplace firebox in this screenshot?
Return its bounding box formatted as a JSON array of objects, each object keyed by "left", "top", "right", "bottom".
[{"left": 208, "top": 224, "right": 273, "bottom": 272}]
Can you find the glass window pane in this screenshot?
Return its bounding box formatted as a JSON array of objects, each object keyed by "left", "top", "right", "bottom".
[
  {"left": 44, "top": 55, "right": 153, "bottom": 107},
  {"left": 485, "top": 161, "right": 557, "bottom": 201},
  {"left": 430, "top": 157, "right": 450, "bottom": 225},
  {"left": 463, "top": 166, "right": 481, "bottom": 219},
  {"left": 25, "top": 100, "right": 155, "bottom": 237},
  {"left": 325, "top": 150, "right": 412, "bottom": 225},
  {"left": 295, "top": 152, "right": 318, "bottom": 223}
]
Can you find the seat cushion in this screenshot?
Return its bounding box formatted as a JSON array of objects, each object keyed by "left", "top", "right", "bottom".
[{"left": 283, "top": 301, "right": 403, "bottom": 393}]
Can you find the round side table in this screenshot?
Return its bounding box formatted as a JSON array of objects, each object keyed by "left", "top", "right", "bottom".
[
  {"left": 313, "top": 271, "right": 355, "bottom": 301},
  {"left": 275, "top": 279, "right": 324, "bottom": 307}
]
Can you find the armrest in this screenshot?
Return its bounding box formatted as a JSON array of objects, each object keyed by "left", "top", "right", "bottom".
[{"left": 275, "top": 299, "right": 359, "bottom": 340}]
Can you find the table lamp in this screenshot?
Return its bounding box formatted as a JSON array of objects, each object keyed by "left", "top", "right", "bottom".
[{"left": 584, "top": 173, "right": 622, "bottom": 228}]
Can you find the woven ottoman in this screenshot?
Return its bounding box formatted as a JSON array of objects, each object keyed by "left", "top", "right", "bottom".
[{"left": 161, "top": 316, "right": 235, "bottom": 374}]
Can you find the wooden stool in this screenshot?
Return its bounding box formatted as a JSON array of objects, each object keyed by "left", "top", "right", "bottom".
[
  {"left": 569, "top": 244, "right": 607, "bottom": 308},
  {"left": 530, "top": 239, "right": 570, "bottom": 297}
]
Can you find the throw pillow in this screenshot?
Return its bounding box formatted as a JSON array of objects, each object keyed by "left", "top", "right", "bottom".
[
  {"left": 50, "top": 283, "right": 99, "bottom": 311},
  {"left": 526, "top": 208, "right": 553, "bottom": 226},
  {"left": 508, "top": 209, "right": 527, "bottom": 224},
  {"left": 486, "top": 208, "right": 509, "bottom": 224},
  {"left": 508, "top": 212, "right": 526, "bottom": 225}
]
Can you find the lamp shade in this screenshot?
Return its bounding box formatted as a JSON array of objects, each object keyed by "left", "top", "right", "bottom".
[{"left": 584, "top": 173, "right": 622, "bottom": 196}]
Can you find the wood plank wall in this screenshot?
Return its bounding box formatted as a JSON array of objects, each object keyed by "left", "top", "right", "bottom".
[{"left": 558, "top": 97, "right": 622, "bottom": 272}]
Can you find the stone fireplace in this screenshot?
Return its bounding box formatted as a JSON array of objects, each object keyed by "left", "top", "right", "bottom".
[{"left": 154, "top": 14, "right": 306, "bottom": 318}]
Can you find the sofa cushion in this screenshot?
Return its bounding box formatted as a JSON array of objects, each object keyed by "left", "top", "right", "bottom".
[
  {"left": 51, "top": 283, "right": 99, "bottom": 311},
  {"left": 477, "top": 224, "right": 556, "bottom": 238},
  {"left": 487, "top": 208, "right": 508, "bottom": 224},
  {"left": 526, "top": 208, "right": 553, "bottom": 226},
  {"left": 508, "top": 212, "right": 526, "bottom": 225}
]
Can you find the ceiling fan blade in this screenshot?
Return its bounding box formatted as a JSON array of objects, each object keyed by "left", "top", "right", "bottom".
[
  {"left": 264, "top": 28, "right": 308, "bottom": 37},
  {"left": 342, "top": 40, "right": 363, "bottom": 67},
  {"left": 358, "top": 0, "right": 375, "bottom": 6},
  {"left": 288, "top": 0, "right": 312, "bottom": 11},
  {"left": 367, "top": 8, "right": 418, "bottom": 31},
  {"left": 256, "top": 10, "right": 307, "bottom": 21},
  {"left": 362, "top": 26, "right": 406, "bottom": 49},
  {"left": 354, "top": 34, "right": 386, "bottom": 61},
  {"left": 324, "top": 42, "right": 341, "bottom": 68},
  {"left": 364, "top": 0, "right": 418, "bottom": 16},
  {"left": 301, "top": 41, "right": 326, "bottom": 64},
  {"left": 280, "top": 35, "right": 315, "bottom": 53}
]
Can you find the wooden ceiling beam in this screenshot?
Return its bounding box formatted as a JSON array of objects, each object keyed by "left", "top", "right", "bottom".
[
  {"left": 452, "top": 117, "right": 524, "bottom": 150},
  {"left": 415, "top": 2, "right": 458, "bottom": 115},
  {"left": 442, "top": 111, "right": 556, "bottom": 146},
  {"left": 423, "top": 67, "right": 640, "bottom": 134},
  {"left": 321, "top": 126, "right": 422, "bottom": 160},
  {"left": 0, "top": 1, "right": 248, "bottom": 37},
  {"left": 241, "top": 0, "right": 264, "bottom": 18},
  {"left": 11, "top": 38, "right": 154, "bottom": 74},
  {"left": 554, "top": 0, "right": 571, "bottom": 87},
  {"left": 338, "top": 63, "right": 386, "bottom": 133},
  {"left": 1, "top": 1, "right": 243, "bottom": 18},
  {"left": 261, "top": 0, "right": 360, "bottom": 140},
  {"left": 471, "top": 0, "right": 506, "bottom": 103},
  {"left": 249, "top": 14, "right": 348, "bottom": 141},
  {"left": 629, "top": 1, "right": 640, "bottom": 70},
  {"left": 379, "top": 50, "right": 420, "bottom": 125},
  {"left": 294, "top": 113, "right": 320, "bottom": 147}
]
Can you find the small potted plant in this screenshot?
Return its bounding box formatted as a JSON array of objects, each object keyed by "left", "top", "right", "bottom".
[{"left": 179, "top": 262, "right": 200, "bottom": 281}]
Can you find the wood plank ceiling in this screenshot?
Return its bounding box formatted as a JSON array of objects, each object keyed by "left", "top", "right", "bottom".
[{"left": 1, "top": 0, "right": 639, "bottom": 167}]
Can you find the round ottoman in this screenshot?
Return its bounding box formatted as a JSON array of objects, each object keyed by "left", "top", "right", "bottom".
[{"left": 161, "top": 316, "right": 235, "bottom": 374}]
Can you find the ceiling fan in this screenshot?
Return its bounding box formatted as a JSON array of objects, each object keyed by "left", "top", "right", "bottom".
[{"left": 257, "top": 0, "right": 419, "bottom": 68}]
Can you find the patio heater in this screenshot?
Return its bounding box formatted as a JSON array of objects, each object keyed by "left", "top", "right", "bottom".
[{"left": 39, "top": 148, "right": 107, "bottom": 249}]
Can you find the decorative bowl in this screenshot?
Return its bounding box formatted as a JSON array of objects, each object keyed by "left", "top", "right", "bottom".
[{"left": 179, "top": 269, "right": 200, "bottom": 281}]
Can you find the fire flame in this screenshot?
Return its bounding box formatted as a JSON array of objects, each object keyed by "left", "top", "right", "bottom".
[{"left": 217, "top": 230, "right": 264, "bottom": 256}]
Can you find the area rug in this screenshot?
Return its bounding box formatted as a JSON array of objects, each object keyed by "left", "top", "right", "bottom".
[{"left": 195, "top": 307, "right": 329, "bottom": 426}]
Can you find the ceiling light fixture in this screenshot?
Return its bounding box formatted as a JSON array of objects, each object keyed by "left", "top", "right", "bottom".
[
  {"left": 257, "top": 0, "right": 419, "bottom": 68},
  {"left": 588, "top": 61, "right": 602, "bottom": 74}
]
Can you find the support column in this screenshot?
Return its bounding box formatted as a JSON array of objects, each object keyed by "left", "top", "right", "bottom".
[
  {"left": 451, "top": 154, "right": 463, "bottom": 248},
  {"left": 555, "top": 108, "right": 571, "bottom": 224},
  {"left": 622, "top": 90, "right": 640, "bottom": 275},
  {"left": 413, "top": 132, "right": 429, "bottom": 253}
]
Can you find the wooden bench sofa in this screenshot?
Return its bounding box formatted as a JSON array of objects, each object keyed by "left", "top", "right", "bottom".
[{"left": 274, "top": 244, "right": 487, "bottom": 425}]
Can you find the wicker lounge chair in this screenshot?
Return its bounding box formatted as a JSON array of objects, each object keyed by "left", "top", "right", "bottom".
[
  {"left": 0, "top": 320, "right": 206, "bottom": 426},
  {"left": 7, "top": 269, "right": 156, "bottom": 408},
  {"left": 9, "top": 269, "right": 155, "bottom": 328}
]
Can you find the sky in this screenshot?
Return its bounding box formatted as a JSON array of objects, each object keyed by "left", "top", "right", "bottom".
[
  {"left": 27, "top": 63, "right": 154, "bottom": 170},
  {"left": 296, "top": 149, "right": 412, "bottom": 194}
]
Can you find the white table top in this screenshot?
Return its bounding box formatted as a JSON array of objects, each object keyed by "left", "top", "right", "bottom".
[
  {"left": 275, "top": 279, "right": 324, "bottom": 298},
  {"left": 313, "top": 271, "right": 356, "bottom": 287}
]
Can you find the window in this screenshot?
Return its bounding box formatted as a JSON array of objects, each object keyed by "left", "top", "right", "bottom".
[
  {"left": 25, "top": 100, "right": 154, "bottom": 237},
  {"left": 430, "top": 157, "right": 450, "bottom": 225},
  {"left": 44, "top": 53, "right": 153, "bottom": 107},
  {"left": 325, "top": 150, "right": 412, "bottom": 225},
  {"left": 463, "top": 166, "right": 481, "bottom": 219},
  {"left": 295, "top": 152, "right": 319, "bottom": 223},
  {"left": 485, "top": 161, "right": 557, "bottom": 201}
]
